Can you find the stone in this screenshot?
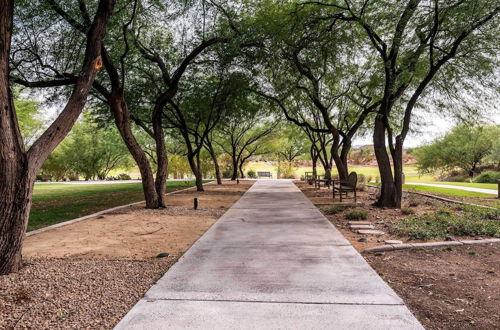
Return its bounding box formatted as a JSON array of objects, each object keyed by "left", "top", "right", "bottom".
[
  {"left": 97, "top": 215, "right": 105, "bottom": 219},
  {"left": 357, "top": 229, "right": 385, "bottom": 236},
  {"left": 350, "top": 224, "right": 374, "bottom": 230},
  {"left": 474, "top": 237, "right": 484, "bottom": 240},
  {"left": 445, "top": 236, "right": 455, "bottom": 241},
  {"left": 374, "top": 252, "right": 385, "bottom": 256},
  {"left": 384, "top": 240, "right": 403, "bottom": 245},
  {"left": 156, "top": 253, "right": 170, "bottom": 258},
  {"left": 348, "top": 221, "right": 371, "bottom": 225},
  {"left": 358, "top": 237, "right": 368, "bottom": 242}
]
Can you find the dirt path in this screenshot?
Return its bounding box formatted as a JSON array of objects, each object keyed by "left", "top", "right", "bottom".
[{"left": 23, "top": 181, "right": 253, "bottom": 259}]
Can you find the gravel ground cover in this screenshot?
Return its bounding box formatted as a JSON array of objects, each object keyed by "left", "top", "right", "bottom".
[
  {"left": 0, "top": 258, "right": 174, "bottom": 329},
  {"left": 1, "top": 181, "right": 254, "bottom": 329}
]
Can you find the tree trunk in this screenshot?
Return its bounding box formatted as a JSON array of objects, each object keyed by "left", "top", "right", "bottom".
[
  {"left": 373, "top": 115, "right": 398, "bottom": 207},
  {"left": 0, "top": 152, "right": 33, "bottom": 274},
  {"left": 1, "top": 0, "right": 115, "bottom": 274},
  {"left": 110, "top": 95, "right": 161, "bottom": 208},
  {"left": 230, "top": 154, "right": 238, "bottom": 180},
  {"left": 153, "top": 107, "right": 168, "bottom": 208},
  {"left": 239, "top": 160, "right": 245, "bottom": 178},
  {"left": 206, "top": 141, "right": 222, "bottom": 184},
  {"left": 187, "top": 153, "right": 204, "bottom": 191}
]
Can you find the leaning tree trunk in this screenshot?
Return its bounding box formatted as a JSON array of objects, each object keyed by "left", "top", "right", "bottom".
[
  {"left": 205, "top": 141, "right": 222, "bottom": 184},
  {"left": 373, "top": 115, "right": 399, "bottom": 207},
  {"left": 187, "top": 153, "right": 204, "bottom": 191},
  {"left": 111, "top": 95, "right": 162, "bottom": 208},
  {"left": 239, "top": 160, "right": 245, "bottom": 179},
  {"left": 0, "top": 0, "right": 114, "bottom": 274}
]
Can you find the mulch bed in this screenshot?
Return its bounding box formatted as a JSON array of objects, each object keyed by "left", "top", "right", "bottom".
[
  {"left": 0, "top": 257, "right": 175, "bottom": 329},
  {"left": 366, "top": 244, "right": 500, "bottom": 330}
]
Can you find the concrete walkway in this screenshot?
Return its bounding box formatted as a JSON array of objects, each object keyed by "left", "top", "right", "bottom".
[
  {"left": 406, "top": 182, "right": 497, "bottom": 195},
  {"left": 115, "top": 180, "right": 423, "bottom": 329}
]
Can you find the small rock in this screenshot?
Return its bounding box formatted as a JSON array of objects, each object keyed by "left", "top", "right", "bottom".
[
  {"left": 445, "top": 236, "right": 455, "bottom": 241},
  {"left": 474, "top": 237, "right": 483, "bottom": 240},
  {"left": 358, "top": 229, "right": 385, "bottom": 235},
  {"left": 384, "top": 240, "right": 403, "bottom": 245},
  {"left": 97, "top": 215, "right": 105, "bottom": 219},
  {"left": 358, "top": 237, "right": 368, "bottom": 242},
  {"left": 374, "top": 252, "right": 384, "bottom": 256},
  {"left": 156, "top": 253, "right": 169, "bottom": 258}
]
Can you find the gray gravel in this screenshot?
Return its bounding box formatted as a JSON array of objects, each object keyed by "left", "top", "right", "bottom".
[{"left": 0, "top": 257, "right": 175, "bottom": 329}]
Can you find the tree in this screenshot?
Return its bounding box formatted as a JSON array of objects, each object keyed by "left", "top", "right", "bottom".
[
  {"left": 415, "top": 124, "right": 499, "bottom": 176},
  {"left": 308, "top": 0, "right": 500, "bottom": 207},
  {"left": 13, "top": 90, "right": 45, "bottom": 147},
  {"left": 61, "top": 115, "right": 131, "bottom": 180},
  {"left": 0, "top": 0, "right": 115, "bottom": 275}
]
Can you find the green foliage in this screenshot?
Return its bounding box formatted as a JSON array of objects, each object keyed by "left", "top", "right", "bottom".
[
  {"left": 346, "top": 210, "right": 368, "bottom": 220},
  {"left": 276, "top": 162, "right": 297, "bottom": 179},
  {"left": 247, "top": 170, "right": 257, "bottom": 178},
  {"left": 415, "top": 125, "right": 499, "bottom": 175},
  {"left": 474, "top": 171, "right": 500, "bottom": 184},
  {"left": 401, "top": 207, "right": 416, "bottom": 215},
  {"left": 324, "top": 205, "right": 347, "bottom": 215},
  {"left": 39, "top": 114, "right": 131, "bottom": 181},
  {"left": 391, "top": 206, "right": 500, "bottom": 240},
  {"left": 13, "top": 90, "right": 45, "bottom": 147}
]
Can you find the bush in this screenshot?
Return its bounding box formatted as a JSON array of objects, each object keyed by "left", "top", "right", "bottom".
[
  {"left": 390, "top": 205, "right": 500, "bottom": 240},
  {"left": 247, "top": 170, "right": 257, "bottom": 179},
  {"left": 116, "top": 173, "right": 132, "bottom": 180},
  {"left": 346, "top": 209, "right": 368, "bottom": 220},
  {"left": 474, "top": 171, "right": 500, "bottom": 183},
  {"left": 401, "top": 207, "right": 416, "bottom": 215},
  {"left": 222, "top": 168, "right": 232, "bottom": 178},
  {"left": 324, "top": 205, "right": 347, "bottom": 215}
]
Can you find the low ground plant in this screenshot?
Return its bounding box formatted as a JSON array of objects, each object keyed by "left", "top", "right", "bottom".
[
  {"left": 391, "top": 205, "right": 500, "bottom": 240},
  {"left": 324, "top": 205, "right": 347, "bottom": 215},
  {"left": 346, "top": 209, "right": 368, "bottom": 220},
  {"left": 401, "top": 207, "right": 416, "bottom": 215},
  {"left": 474, "top": 171, "right": 500, "bottom": 183}
]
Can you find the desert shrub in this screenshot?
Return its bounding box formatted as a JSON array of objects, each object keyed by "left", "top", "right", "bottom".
[
  {"left": 346, "top": 209, "right": 368, "bottom": 220},
  {"left": 401, "top": 207, "right": 416, "bottom": 215},
  {"left": 390, "top": 206, "right": 500, "bottom": 240},
  {"left": 247, "top": 170, "right": 257, "bottom": 178},
  {"left": 474, "top": 171, "right": 500, "bottom": 183},
  {"left": 222, "top": 168, "right": 232, "bottom": 178},
  {"left": 116, "top": 173, "right": 132, "bottom": 180},
  {"left": 324, "top": 205, "right": 347, "bottom": 215}
]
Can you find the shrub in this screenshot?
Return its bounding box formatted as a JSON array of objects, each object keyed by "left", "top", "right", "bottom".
[
  {"left": 116, "top": 173, "right": 132, "bottom": 180},
  {"left": 401, "top": 207, "right": 416, "bottom": 215},
  {"left": 247, "top": 170, "right": 257, "bottom": 179},
  {"left": 324, "top": 205, "right": 347, "bottom": 215},
  {"left": 346, "top": 209, "right": 368, "bottom": 220},
  {"left": 222, "top": 168, "right": 232, "bottom": 178},
  {"left": 390, "top": 205, "right": 500, "bottom": 240},
  {"left": 474, "top": 171, "right": 500, "bottom": 183}
]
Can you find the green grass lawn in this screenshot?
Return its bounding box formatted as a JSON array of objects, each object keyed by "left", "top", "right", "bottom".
[
  {"left": 29, "top": 180, "right": 200, "bottom": 232},
  {"left": 402, "top": 184, "right": 493, "bottom": 198}
]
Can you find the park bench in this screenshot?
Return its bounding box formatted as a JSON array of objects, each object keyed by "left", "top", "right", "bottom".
[
  {"left": 332, "top": 172, "right": 358, "bottom": 202},
  {"left": 314, "top": 174, "right": 331, "bottom": 189},
  {"left": 257, "top": 171, "right": 273, "bottom": 178},
  {"left": 304, "top": 172, "right": 314, "bottom": 184}
]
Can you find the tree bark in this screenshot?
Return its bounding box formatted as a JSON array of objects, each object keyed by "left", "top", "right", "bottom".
[
  {"left": 205, "top": 140, "right": 222, "bottom": 184},
  {"left": 110, "top": 94, "right": 161, "bottom": 208},
  {"left": 373, "top": 115, "right": 399, "bottom": 207},
  {"left": 0, "top": 0, "right": 114, "bottom": 274},
  {"left": 187, "top": 153, "right": 204, "bottom": 191}
]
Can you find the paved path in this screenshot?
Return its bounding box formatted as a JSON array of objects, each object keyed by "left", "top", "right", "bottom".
[
  {"left": 115, "top": 180, "right": 423, "bottom": 329},
  {"left": 406, "top": 182, "right": 497, "bottom": 195}
]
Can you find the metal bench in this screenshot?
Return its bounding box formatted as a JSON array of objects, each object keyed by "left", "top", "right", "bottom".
[{"left": 257, "top": 171, "right": 273, "bottom": 179}]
